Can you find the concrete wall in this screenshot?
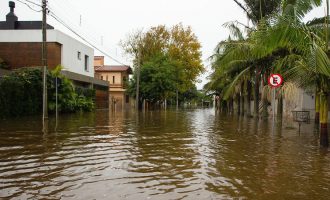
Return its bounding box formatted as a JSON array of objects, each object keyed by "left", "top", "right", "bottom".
[{"left": 0, "top": 29, "right": 94, "bottom": 77}]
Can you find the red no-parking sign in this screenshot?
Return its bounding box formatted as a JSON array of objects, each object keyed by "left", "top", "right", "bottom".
[{"left": 268, "top": 74, "right": 283, "bottom": 88}]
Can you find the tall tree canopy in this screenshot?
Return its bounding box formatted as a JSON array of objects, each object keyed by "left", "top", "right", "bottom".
[{"left": 121, "top": 23, "right": 204, "bottom": 104}]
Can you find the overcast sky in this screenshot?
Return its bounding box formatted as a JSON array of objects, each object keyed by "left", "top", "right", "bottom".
[{"left": 0, "top": 0, "right": 326, "bottom": 88}]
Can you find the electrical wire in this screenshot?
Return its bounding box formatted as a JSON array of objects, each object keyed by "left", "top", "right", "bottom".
[
  {"left": 16, "top": 0, "right": 129, "bottom": 66},
  {"left": 16, "top": 0, "right": 42, "bottom": 12},
  {"left": 48, "top": 0, "right": 124, "bottom": 58},
  {"left": 24, "top": 0, "right": 41, "bottom": 7},
  {"left": 47, "top": 0, "right": 127, "bottom": 65},
  {"left": 49, "top": 11, "right": 129, "bottom": 66}
]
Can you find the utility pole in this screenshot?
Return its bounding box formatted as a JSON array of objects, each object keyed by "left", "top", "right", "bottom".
[
  {"left": 42, "top": 0, "right": 48, "bottom": 122},
  {"left": 136, "top": 49, "right": 141, "bottom": 111}
]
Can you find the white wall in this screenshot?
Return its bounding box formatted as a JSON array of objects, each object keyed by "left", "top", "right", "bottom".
[{"left": 0, "top": 29, "right": 94, "bottom": 77}]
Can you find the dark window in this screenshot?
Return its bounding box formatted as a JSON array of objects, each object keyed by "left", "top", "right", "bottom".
[
  {"left": 106, "top": 75, "right": 108, "bottom": 81},
  {"left": 101, "top": 76, "right": 103, "bottom": 80},
  {"left": 77, "top": 51, "right": 81, "bottom": 60},
  {"left": 113, "top": 76, "right": 115, "bottom": 84},
  {"left": 123, "top": 76, "right": 126, "bottom": 83},
  {"left": 84, "top": 55, "right": 89, "bottom": 71}
]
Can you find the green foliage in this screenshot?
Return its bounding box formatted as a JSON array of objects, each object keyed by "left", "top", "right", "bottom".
[
  {"left": 48, "top": 66, "right": 95, "bottom": 113},
  {"left": 207, "top": 0, "right": 326, "bottom": 118},
  {"left": 233, "top": 0, "right": 281, "bottom": 25},
  {"left": 0, "top": 58, "right": 9, "bottom": 69},
  {"left": 0, "top": 68, "right": 43, "bottom": 117},
  {"left": 121, "top": 23, "right": 204, "bottom": 104},
  {"left": 127, "top": 54, "right": 177, "bottom": 102},
  {"left": 0, "top": 66, "right": 95, "bottom": 118}
]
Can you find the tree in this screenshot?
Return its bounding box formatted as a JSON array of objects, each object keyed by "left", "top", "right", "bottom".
[
  {"left": 208, "top": 0, "right": 328, "bottom": 147},
  {"left": 127, "top": 54, "right": 177, "bottom": 104},
  {"left": 121, "top": 24, "right": 204, "bottom": 108}
]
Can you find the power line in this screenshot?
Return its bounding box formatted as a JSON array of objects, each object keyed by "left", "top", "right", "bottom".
[
  {"left": 48, "top": 1, "right": 112, "bottom": 50},
  {"left": 49, "top": 11, "right": 129, "bottom": 66},
  {"left": 16, "top": 0, "right": 42, "bottom": 12},
  {"left": 24, "top": 0, "right": 41, "bottom": 7},
  {"left": 16, "top": 0, "right": 129, "bottom": 66},
  {"left": 48, "top": 0, "right": 122, "bottom": 57}
]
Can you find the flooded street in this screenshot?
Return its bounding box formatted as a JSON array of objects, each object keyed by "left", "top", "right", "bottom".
[{"left": 0, "top": 109, "right": 329, "bottom": 199}]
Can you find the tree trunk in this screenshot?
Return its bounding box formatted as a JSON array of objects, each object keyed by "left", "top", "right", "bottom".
[
  {"left": 254, "top": 68, "right": 260, "bottom": 118},
  {"left": 277, "top": 95, "right": 283, "bottom": 124},
  {"left": 237, "top": 96, "right": 241, "bottom": 115},
  {"left": 262, "top": 75, "right": 268, "bottom": 119},
  {"left": 241, "top": 92, "right": 245, "bottom": 116},
  {"left": 315, "top": 92, "right": 320, "bottom": 124},
  {"left": 176, "top": 89, "right": 179, "bottom": 110},
  {"left": 320, "top": 93, "right": 329, "bottom": 147},
  {"left": 246, "top": 80, "right": 252, "bottom": 117}
]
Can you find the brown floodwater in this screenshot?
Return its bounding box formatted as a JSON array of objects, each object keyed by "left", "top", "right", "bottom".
[{"left": 0, "top": 109, "right": 329, "bottom": 200}]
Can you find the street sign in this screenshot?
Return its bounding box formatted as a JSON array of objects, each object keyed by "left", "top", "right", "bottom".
[{"left": 268, "top": 74, "right": 283, "bottom": 88}]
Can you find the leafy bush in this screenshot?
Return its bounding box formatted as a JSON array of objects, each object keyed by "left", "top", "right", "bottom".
[
  {"left": 0, "top": 66, "right": 95, "bottom": 118},
  {"left": 0, "top": 58, "right": 9, "bottom": 69}
]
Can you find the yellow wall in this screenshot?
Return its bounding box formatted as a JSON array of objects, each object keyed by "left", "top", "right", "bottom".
[
  {"left": 95, "top": 71, "right": 130, "bottom": 110},
  {"left": 97, "top": 71, "right": 128, "bottom": 85}
]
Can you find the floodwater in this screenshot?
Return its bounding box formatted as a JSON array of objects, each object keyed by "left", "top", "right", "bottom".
[{"left": 0, "top": 109, "right": 329, "bottom": 200}]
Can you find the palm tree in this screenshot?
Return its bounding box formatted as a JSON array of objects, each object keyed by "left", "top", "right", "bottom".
[
  {"left": 256, "top": 13, "right": 330, "bottom": 146},
  {"left": 208, "top": 0, "right": 329, "bottom": 147}
]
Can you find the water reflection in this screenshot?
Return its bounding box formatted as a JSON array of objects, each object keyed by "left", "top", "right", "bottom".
[{"left": 0, "top": 109, "right": 329, "bottom": 199}]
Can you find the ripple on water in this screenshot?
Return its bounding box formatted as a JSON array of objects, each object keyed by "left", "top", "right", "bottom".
[{"left": 0, "top": 109, "right": 330, "bottom": 199}]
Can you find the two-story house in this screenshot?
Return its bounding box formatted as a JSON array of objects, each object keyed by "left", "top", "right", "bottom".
[
  {"left": 94, "top": 56, "right": 132, "bottom": 110},
  {"left": 0, "top": 1, "right": 109, "bottom": 108}
]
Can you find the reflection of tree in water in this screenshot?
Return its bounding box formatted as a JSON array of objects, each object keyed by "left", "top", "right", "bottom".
[
  {"left": 125, "top": 110, "right": 201, "bottom": 195},
  {"left": 206, "top": 115, "right": 330, "bottom": 199},
  {"left": 0, "top": 110, "right": 109, "bottom": 199}
]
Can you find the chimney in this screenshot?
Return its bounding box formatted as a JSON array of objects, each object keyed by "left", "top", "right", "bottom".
[{"left": 6, "top": 1, "right": 18, "bottom": 29}]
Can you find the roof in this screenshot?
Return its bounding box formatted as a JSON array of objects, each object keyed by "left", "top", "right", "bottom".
[
  {"left": 94, "top": 56, "right": 104, "bottom": 59},
  {"left": 95, "top": 65, "right": 132, "bottom": 74},
  {"left": 0, "top": 21, "right": 54, "bottom": 30},
  {"left": 61, "top": 70, "right": 109, "bottom": 87}
]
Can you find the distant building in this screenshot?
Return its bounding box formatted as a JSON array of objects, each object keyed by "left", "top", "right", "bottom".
[
  {"left": 0, "top": 1, "right": 109, "bottom": 108},
  {"left": 94, "top": 56, "right": 132, "bottom": 110}
]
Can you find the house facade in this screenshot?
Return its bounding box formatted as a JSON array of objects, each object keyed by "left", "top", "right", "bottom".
[
  {"left": 0, "top": 2, "right": 93, "bottom": 77},
  {"left": 0, "top": 1, "right": 109, "bottom": 108},
  {"left": 94, "top": 56, "right": 132, "bottom": 110}
]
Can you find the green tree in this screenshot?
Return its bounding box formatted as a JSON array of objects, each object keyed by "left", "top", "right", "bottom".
[
  {"left": 121, "top": 24, "right": 204, "bottom": 108},
  {"left": 127, "top": 54, "right": 177, "bottom": 104}
]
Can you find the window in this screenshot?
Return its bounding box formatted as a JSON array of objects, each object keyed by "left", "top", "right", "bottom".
[
  {"left": 77, "top": 51, "right": 81, "bottom": 60},
  {"left": 113, "top": 76, "right": 115, "bottom": 84},
  {"left": 106, "top": 75, "right": 108, "bottom": 81},
  {"left": 123, "top": 76, "right": 126, "bottom": 83},
  {"left": 84, "top": 55, "right": 89, "bottom": 71},
  {"left": 101, "top": 76, "right": 103, "bottom": 80}
]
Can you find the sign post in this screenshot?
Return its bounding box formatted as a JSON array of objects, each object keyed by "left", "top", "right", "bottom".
[{"left": 268, "top": 74, "right": 283, "bottom": 126}]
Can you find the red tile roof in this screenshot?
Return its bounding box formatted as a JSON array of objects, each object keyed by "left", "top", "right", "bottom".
[{"left": 94, "top": 65, "right": 132, "bottom": 74}]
